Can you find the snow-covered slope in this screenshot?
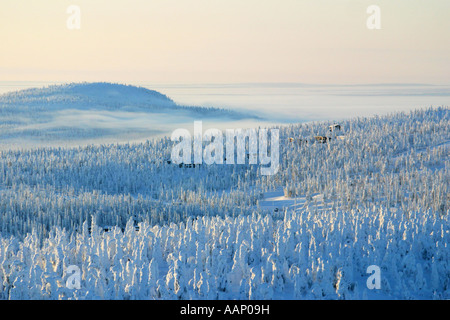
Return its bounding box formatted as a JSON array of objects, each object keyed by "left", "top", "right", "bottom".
[
  {"left": 0, "top": 82, "right": 175, "bottom": 109},
  {"left": 0, "top": 107, "right": 448, "bottom": 300},
  {"left": 0, "top": 82, "right": 260, "bottom": 149}
]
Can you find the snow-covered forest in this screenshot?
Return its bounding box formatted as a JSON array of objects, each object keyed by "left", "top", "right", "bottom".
[{"left": 0, "top": 106, "right": 448, "bottom": 300}]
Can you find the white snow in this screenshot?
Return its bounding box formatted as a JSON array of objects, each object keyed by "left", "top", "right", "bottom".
[{"left": 0, "top": 85, "right": 448, "bottom": 300}]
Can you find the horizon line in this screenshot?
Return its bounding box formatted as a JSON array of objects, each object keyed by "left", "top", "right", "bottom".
[{"left": 0, "top": 80, "right": 448, "bottom": 87}]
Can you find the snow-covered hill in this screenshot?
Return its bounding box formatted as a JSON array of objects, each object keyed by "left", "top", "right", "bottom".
[
  {"left": 0, "top": 82, "right": 175, "bottom": 109},
  {"left": 0, "top": 106, "right": 448, "bottom": 300},
  {"left": 0, "top": 82, "right": 260, "bottom": 149}
]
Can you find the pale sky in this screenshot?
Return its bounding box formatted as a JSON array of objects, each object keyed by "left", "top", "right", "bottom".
[{"left": 1, "top": 0, "right": 449, "bottom": 84}]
